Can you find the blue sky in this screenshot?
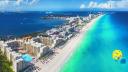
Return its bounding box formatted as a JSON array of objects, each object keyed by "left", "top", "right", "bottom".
[{"left": 0, "top": 0, "right": 128, "bottom": 11}]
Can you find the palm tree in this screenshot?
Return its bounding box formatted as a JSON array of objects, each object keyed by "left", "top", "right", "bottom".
[{"left": 0, "top": 49, "right": 14, "bottom": 72}]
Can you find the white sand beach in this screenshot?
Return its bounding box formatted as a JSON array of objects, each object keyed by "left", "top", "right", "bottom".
[{"left": 34, "top": 15, "right": 102, "bottom": 72}]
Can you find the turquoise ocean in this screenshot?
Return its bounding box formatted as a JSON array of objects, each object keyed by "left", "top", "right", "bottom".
[{"left": 60, "top": 12, "right": 128, "bottom": 72}]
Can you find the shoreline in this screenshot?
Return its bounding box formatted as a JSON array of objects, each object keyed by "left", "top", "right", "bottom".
[
  {"left": 0, "top": 25, "right": 62, "bottom": 41},
  {"left": 34, "top": 15, "right": 103, "bottom": 72}
]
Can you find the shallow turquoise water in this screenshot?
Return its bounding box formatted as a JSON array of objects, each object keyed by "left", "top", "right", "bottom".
[{"left": 60, "top": 13, "right": 128, "bottom": 72}]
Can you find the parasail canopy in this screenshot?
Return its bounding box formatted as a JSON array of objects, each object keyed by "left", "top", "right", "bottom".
[{"left": 112, "top": 49, "right": 122, "bottom": 61}]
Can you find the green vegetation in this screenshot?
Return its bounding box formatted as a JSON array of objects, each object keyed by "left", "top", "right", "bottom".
[{"left": 0, "top": 50, "right": 14, "bottom": 72}]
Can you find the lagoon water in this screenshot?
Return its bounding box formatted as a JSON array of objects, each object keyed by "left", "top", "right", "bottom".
[
  {"left": 0, "top": 11, "right": 90, "bottom": 37},
  {"left": 0, "top": 12, "right": 65, "bottom": 37},
  {"left": 60, "top": 12, "right": 128, "bottom": 72}
]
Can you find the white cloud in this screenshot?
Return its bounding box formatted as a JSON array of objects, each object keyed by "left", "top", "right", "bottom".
[
  {"left": 85, "top": 0, "right": 128, "bottom": 9},
  {"left": 108, "top": 0, "right": 128, "bottom": 8},
  {"left": 16, "top": 0, "right": 39, "bottom": 5},
  {"left": 0, "top": 0, "right": 39, "bottom": 10},
  {"left": 0, "top": 0, "right": 39, "bottom": 7},
  {"left": 80, "top": 4, "right": 85, "bottom": 9},
  {"left": 0, "top": 0, "right": 8, "bottom": 7},
  {"left": 29, "top": 0, "right": 39, "bottom": 5},
  {"left": 88, "top": 1, "right": 97, "bottom": 8},
  {"left": 88, "top": 1, "right": 110, "bottom": 9},
  {"left": 16, "top": 0, "right": 22, "bottom": 5}
]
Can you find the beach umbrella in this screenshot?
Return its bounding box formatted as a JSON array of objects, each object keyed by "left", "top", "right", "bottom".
[{"left": 21, "top": 54, "right": 32, "bottom": 62}]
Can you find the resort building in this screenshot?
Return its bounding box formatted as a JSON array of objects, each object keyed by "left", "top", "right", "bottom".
[
  {"left": 0, "top": 14, "right": 100, "bottom": 72},
  {"left": 0, "top": 40, "right": 31, "bottom": 72},
  {"left": 33, "top": 36, "right": 54, "bottom": 48},
  {"left": 0, "top": 38, "right": 53, "bottom": 72}
]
